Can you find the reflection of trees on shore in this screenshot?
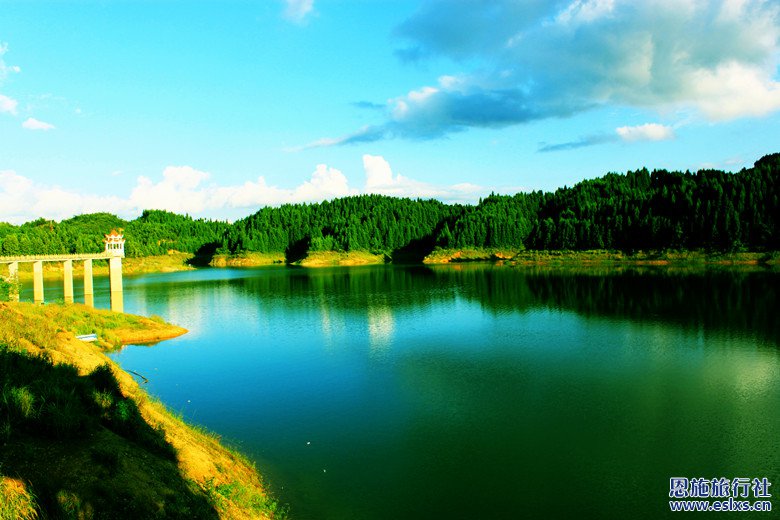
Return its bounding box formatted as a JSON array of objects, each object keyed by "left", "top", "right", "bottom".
[
  {"left": 240, "top": 266, "right": 456, "bottom": 312},
  {"left": 254, "top": 265, "right": 778, "bottom": 345},
  {"left": 432, "top": 265, "right": 780, "bottom": 345},
  {"left": 134, "top": 265, "right": 779, "bottom": 347}
]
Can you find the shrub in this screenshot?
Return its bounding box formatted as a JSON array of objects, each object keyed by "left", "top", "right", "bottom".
[
  {"left": 0, "top": 279, "right": 12, "bottom": 302},
  {"left": 92, "top": 390, "right": 114, "bottom": 413},
  {"left": 40, "top": 387, "right": 89, "bottom": 439},
  {"left": 55, "top": 491, "right": 89, "bottom": 519},
  {"left": 5, "top": 386, "right": 37, "bottom": 420},
  {"left": 88, "top": 364, "right": 121, "bottom": 395}
]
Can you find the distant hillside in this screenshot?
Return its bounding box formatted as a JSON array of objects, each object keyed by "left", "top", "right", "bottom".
[
  {"left": 1, "top": 154, "right": 778, "bottom": 260},
  {"left": 0, "top": 210, "right": 228, "bottom": 258}
]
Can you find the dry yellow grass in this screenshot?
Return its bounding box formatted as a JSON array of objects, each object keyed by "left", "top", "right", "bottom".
[
  {"left": 208, "top": 252, "right": 285, "bottom": 267},
  {"left": 0, "top": 477, "right": 39, "bottom": 520},
  {"left": 423, "top": 248, "right": 520, "bottom": 264},
  {"left": 296, "top": 250, "right": 387, "bottom": 266},
  {"left": 423, "top": 248, "right": 780, "bottom": 267},
  {"left": 0, "top": 302, "right": 283, "bottom": 519}
]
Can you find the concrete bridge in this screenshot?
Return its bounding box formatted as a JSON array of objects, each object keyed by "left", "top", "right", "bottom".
[{"left": 0, "top": 230, "right": 126, "bottom": 312}]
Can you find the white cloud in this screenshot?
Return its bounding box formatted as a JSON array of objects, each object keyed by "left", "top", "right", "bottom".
[
  {"left": 293, "top": 164, "right": 354, "bottom": 200},
  {"left": 688, "top": 62, "right": 780, "bottom": 119},
  {"left": 557, "top": 0, "right": 616, "bottom": 25},
  {"left": 0, "top": 169, "right": 129, "bottom": 224},
  {"left": 0, "top": 164, "right": 361, "bottom": 223},
  {"left": 21, "top": 117, "right": 55, "bottom": 131},
  {"left": 129, "top": 166, "right": 211, "bottom": 214},
  {"left": 0, "top": 42, "right": 21, "bottom": 81},
  {"left": 0, "top": 94, "right": 17, "bottom": 115},
  {"left": 0, "top": 170, "right": 33, "bottom": 198},
  {"left": 211, "top": 176, "right": 289, "bottom": 209},
  {"left": 283, "top": 137, "right": 340, "bottom": 152},
  {"left": 616, "top": 123, "right": 675, "bottom": 142},
  {"left": 0, "top": 157, "right": 502, "bottom": 223},
  {"left": 364, "top": 154, "right": 396, "bottom": 190},
  {"left": 539, "top": 121, "right": 675, "bottom": 151},
  {"left": 0, "top": 44, "right": 20, "bottom": 117},
  {"left": 312, "top": 0, "right": 780, "bottom": 146},
  {"left": 283, "top": 0, "right": 314, "bottom": 23},
  {"left": 362, "top": 154, "right": 490, "bottom": 202}
]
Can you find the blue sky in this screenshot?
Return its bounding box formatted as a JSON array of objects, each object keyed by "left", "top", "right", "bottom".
[{"left": 1, "top": 0, "right": 779, "bottom": 223}]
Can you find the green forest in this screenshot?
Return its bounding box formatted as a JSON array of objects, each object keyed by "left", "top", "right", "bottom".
[{"left": 0, "top": 153, "right": 778, "bottom": 260}]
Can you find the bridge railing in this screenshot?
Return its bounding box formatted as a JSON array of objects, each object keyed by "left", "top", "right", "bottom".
[{"left": 0, "top": 252, "right": 113, "bottom": 264}]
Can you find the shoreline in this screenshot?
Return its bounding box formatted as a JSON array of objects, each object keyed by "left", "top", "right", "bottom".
[
  {"left": 0, "top": 302, "right": 285, "bottom": 519},
  {"left": 209, "top": 248, "right": 780, "bottom": 268},
  {"left": 424, "top": 248, "right": 780, "bottom": 267},
  {"left": 7, "top": 248, "right": 779, "bottom": 282}
]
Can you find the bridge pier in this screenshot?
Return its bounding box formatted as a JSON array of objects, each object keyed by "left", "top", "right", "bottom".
[
  {"left": 33, "top": 261, "right": 44, "bottom": 304},
  {"left": 1, "top": 230, "right": 124, "bottom": 311},
  {"left": 3, "top": 257, "right": 121, "bottom": 309},
  {"left": 109, "top": 256, "right": 123, "bottom": 313},
  {"left": 7, "top": 261, "right": 19, "bottom": 302},
  {"left": 63, "top": 259, "right": 74, "bottom": 304},
  {"left": 83, "top": 259, "right": 94, "bottom": 307}
]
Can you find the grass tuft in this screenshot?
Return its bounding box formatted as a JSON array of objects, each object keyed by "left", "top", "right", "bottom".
[
  {"left": 4, "top": 386, "right": 37, "bottom": 420},
  {"left": 203, "top": 478, "right": 289, "bottom": 519},
  {"left": 0, "top": 478, "right": 39, "bottom": 520},
  {"left": 55, "top": 491, "right": 92, "bottom": 518}
]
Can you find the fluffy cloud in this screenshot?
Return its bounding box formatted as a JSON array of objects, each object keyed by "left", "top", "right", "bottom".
[
  {"left": 540, "top": 122, "right": 675, "bottom": 152},
  {"left": 283, "top": 0, "right": 314, "bottom": 23},
  {"left": 0, "top": 170, "right": 129, "bottom": 223},
  {"left": 293, "top": 164, "right": 353, "bottom": 200},
  {"left": 689, "top": 61, "right": 780, "bottom": 119},
  {"left": 0, "top": 94, "right": 17, "bottom": 115},
  {"left": 315, "top": 0, "right": 780, "bottom": 145},
  {"left": 129, "top": 166, "right": 211, "bottom": 214},
  {"left": 363, "top": 154, "right": 487, "bottom": 202},
  {"left": 0, "top": 157, "right": 494, "bottom": 223},
  {"left": 364, "top": 155, "right": 397, "bottom": 190},
  {"left": 0, "top": 43, "right": 21, "bottom": 81},
  {"left": 129, "top": 164, "right": 353, "bottom": 216},
  {"left": 557, "top": 0, "right": 616, "bottom": 25},
  {"left": 21, "top": 117, "right": 55, "bottom": 131},
  {"left": 0, "top": 44, "right": 20, "bottom": 117},
  {"left": 616, "top": 123, "right": 675, "bottom": 142}
]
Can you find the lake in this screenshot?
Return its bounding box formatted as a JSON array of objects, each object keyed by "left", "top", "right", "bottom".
[{"left": 24, "top": 263, "right": 780, "bottom": 518}]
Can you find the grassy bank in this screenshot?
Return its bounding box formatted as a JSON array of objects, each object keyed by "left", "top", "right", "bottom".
[
  {"left": 423, "top": 248, "right": 519, "bottom": 264},
  {"left": 293, "top": 250, "right": 387, "bottom": 267},
  {"left": 209, "top": 250, "right": 386, "bottom": 267},
  {"left": 423, "top": 248, "right": 780, "bottom": 267},
  {"left": 0, "top": 302, "right": 285, "bottom": 520},
  {"left": 508, "top": 249, "right": 780, "bottom": 266},
  {"left": 208, "top": 252, "right": 285, "bottom": 267}
]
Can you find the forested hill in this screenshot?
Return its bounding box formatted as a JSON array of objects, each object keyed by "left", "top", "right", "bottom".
[
  {"left": 0, "top": 211, "right": 229, "bottom": 258},
  {"left": 0, "top": 153, "right": 778, "bottom": 259}
]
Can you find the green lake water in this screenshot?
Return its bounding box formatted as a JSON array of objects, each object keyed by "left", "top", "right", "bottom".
[{"left": 28, "top": 264, "right": 780, "bottom": 518}]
